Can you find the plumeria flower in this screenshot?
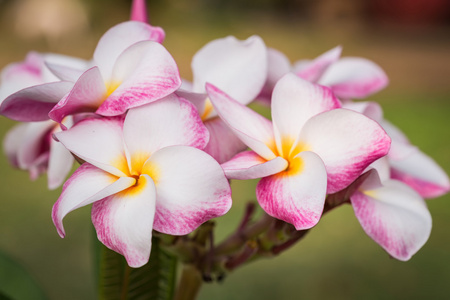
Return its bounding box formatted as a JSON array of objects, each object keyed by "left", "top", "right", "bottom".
[
  {"left": 350, "top": 158, "right": 432, "bottom": 261},
  {"left": 206, "top": 73, "right": 391, "bottom": 229},
  {"left": 258, "top": 46, "right": 388, "bottom": 104},
  {"left": 3, "top": 117, "right": 74, "bottom": 189},
  {"left": 178, "top": 35, "right": 268, "bottom": 163},
  {"left": 52, "top": 95, "right": 232, "bottom": 267},
  {"left": 344, "top": 101, "right": 450, "bottom": 198},
  {"left": 1, "top": 21, "right": 170, "bottom": 124}
]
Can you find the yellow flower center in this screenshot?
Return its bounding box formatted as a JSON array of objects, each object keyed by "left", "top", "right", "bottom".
[
  {"left": 273, "top": 137, "right": 309, "bottom": 175},
  {"left": 110, "top": 152, "right": 160, "bottom": 196},
  {"left": 201, "top": 99, "right": 214, "bottom": 121}
]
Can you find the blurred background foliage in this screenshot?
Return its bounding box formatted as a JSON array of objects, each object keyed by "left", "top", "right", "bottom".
[{"left": 0, "top": 0, "right": 449, "bottom": 299}]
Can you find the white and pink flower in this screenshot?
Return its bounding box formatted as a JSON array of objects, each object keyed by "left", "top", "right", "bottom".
[
  {"left": 52, "top": 95, "right": 232, "bottom": 267},
  {"left": 207, "top": 73, "right": 391, "bottom": 229}
]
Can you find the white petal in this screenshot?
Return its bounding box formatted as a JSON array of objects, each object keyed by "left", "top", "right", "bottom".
[
  {"left": 123, "top": 95, "right": 209, "bottom": 170},
  {"left": 351, "top": 178, "right": 432, "bottom": 261},
  {"left": 94, "top": 21, "right": 166, "bottom": 80},
  {"left": 271, "top": 73, "right": 341, "bottom": 157},
  {"left": 206, "top": 83, "right": 276, "bottom": 160},
  {"left": 52, "top": 163, "right": 135, "bottom": 237},
  {"left": 92, "top": 174, "right": 156, "bottom": 268},
  {"left": 192, "top": 35, "right": 267, "bottom": 104},
  {"left": 222, "top": 151, "right": 288, "bottom": 180},
  {"left": 55, "top": 117, "right": 128, "bottom": 177},
  {"left": 319, "top": 57, "right": 389, "bottom": 99},
  {"left": 299, "top": 109, "right": 391, "bottom": 193},
  {"left": 257, "top": 151, "right": 327, "bottom": 230},
  {"left": 143, "top": 146, "right": 232, "bottom": 235}
]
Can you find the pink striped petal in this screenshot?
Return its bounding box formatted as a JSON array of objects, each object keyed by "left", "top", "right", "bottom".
[
  {"left": 192, "top": 35, "right": 267, "bottom": 104},
  {"left": 144, "top": 146, "right": 232, "bottom": 235},
  {"left": 92, "top": 174, "right": 156, "bottom": 268},
  {"left": 96, "top": 41, "right": 181, "bottom": 116},
  {"left": 203, "top": 117, "right": 247, "bottom": 164},
  {"left": 319, "top": 57, "right": 389, "bottom": 99},
  {"left": 54, "top": 117, "right": 128, "bottom": 177},
  {"left": 294, "top": 46, "right": 342, "bottom": 83},
  {"left": 1, "top": 82, "right": 73, "bottom": 121},
  {"left": 52, "top": 163, "right": 135, "bottom": 238},
  {"left": 256, "top": 151, "right": 327, "bottom": 230},
  {"left": 271, "top": 73, "right": 341, "bottom": 156},
  {"left": 94, "top": 21, "right": 165, "bottom": 81},
  {"left": 351, "top": 177, "right": 432, "bottom": 261},
  {"left": 123, "top": 95, "right": 208, "bottom": 171},
  {"left": 48, "top": 67, "right": 106, "bottom": 124},
  {"left": 206, "top": 83, "right": 276, "bottom": 161},
  {"left": 390, "top": 149, "right": 450, "bottom": 198},
  {"left": 222, "top": 151, "right": 288, "bottom": 180},
  {"left": 299, "top": 109, "right": 391, "bottom": 193}
]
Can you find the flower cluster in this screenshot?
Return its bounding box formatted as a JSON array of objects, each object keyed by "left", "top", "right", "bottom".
[{"left": 1, "top": 0, "right": 448, "bottom": 268}]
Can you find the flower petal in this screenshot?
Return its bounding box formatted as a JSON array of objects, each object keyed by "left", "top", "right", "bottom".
[
  {"left": 48, "top": 67, "right": 106, "bottom": 124},
  {"left": 43, "top": 53, "right": 90, "bottom": 82},
  {"left": 222, "top": 150, "right": 288, "bottom": 180},
  {"left": 390, "top": 148, "right": 450, "bottom": 198},
  {"left": 1, "top": 82, "right": 73, "bottom": 121},
  {"left": 294, "top": 46, "right": 342, "bottom": 83},
  {"left": 3, "top": 123, "right": 28, "bottom": 168},
  {"left": 319, "top": 57, "right": 389, "bottom": 99},
  {"left": 192, "top": 35, "right": 267, "bottom": 104},
  {"left": 96, "top": 41, "right": 181, "bottom": 116},
  {"left": 271, "top": 73, "right": 340, "bottom": 156},
  {"left": 206, "top": 83, "right": 276, "bottom": 160},
  {"left": 256, "top": 151, "right": 327, "bottom": 230},
  {"left": 92, "top": 174, "right": 156, "bottom": 268},
  {"left": 299, "top": 108, "right": 391, "bottom": 193},
  {"left": 257, "top": 47, "right": 291, "bottom": 104},
  {"left": 143, "top": 146, "right": 232, "bottom": 235},
  {"left": 94, "top": 21, "right": 166, "bottom": 80},
  {"left": 52, "top": 163, "right": 135, "bottom": 238},
  {"left": 16, "top": 121, "right": 54, "bottom": 169},
  {"left": 54, "top": 117, "right": 128, "bottom": 177},
  {"left": 351, "top": 177, "right": 432, "bottom": 261},
  {"left": 203, "top": 117, "right": 247, "bottom": 164},
  {"left": 123, "top": 95, "right": 209, "bottom": 169},
  {"left": 47, "top": 119, "right": 75, "bottom": 190},
  {"left": 342, "top": 100, "right": 383, "bottom": 122}
]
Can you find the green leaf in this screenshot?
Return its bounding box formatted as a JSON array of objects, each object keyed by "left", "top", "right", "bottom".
[
  {"left": 0, "top": 249, "right": 48, "bottom": 300},
  {"left": 98, "top": 237, "right": 178, "bottom": 300}
]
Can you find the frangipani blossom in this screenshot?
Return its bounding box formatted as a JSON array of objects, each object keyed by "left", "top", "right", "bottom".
[
  {"left": 207, "top": 73, "right": 391, "bottom": 229},
  {"left": 344, "top": 101, "right": 450, "bottom": 198},
  {"left": 350, "top": 158, "right": 432, "bottom": 261},
  {"left": 179, "top": 35, "right": 268, "bottom": 163},
  {"left": 52, "top": 95, "right": 231, "bottom": 267},
  {"left": 48, "top": 21, "right": 173, "bottom": 123},
  {"left": 258, "top": 46, "right": 388, "bottom": 104},
  {"left": 3, "top": 117, "right": 74, "bottom": 189}
]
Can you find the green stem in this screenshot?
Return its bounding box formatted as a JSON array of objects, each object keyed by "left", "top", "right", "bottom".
[
  {"left": 120, "top": 264, "right": 131, "bottom": 300},
  {"left": 173, "top": 265, "right": 203, "bottom": 300}
]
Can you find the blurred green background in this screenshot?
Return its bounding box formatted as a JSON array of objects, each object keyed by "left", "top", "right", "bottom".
[{"left": 0, "top": 0, "right": 449, "bottom": 299}]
